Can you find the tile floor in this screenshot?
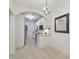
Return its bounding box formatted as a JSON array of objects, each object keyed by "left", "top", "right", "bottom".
[{"left": 10, "top": 39, "right": 69, "bottom": 59}]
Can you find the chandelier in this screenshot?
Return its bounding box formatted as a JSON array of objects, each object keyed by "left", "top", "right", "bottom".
[{"left": 42, "top": 0, "right": 51, "bottom": 15}]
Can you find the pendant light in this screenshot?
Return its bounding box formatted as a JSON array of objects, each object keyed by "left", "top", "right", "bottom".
[{"left": 42, "top": 0, "right": 51, "bottom": 15}]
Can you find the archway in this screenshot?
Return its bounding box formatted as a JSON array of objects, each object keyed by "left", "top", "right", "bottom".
[
  {"left": 24, "top": 11, "right": 48, "bottom": 45},
  {"left": 15, "top": 11, "right": 48, "bottom": 48}
]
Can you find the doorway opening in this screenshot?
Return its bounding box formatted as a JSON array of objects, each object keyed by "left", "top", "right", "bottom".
[{"left": 23, "top": 11, "right": 47, "bottom": 47}]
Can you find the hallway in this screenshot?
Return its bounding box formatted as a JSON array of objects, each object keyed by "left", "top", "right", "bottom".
[
  {"left": 10, "top": 38, "right": 69, "bottom": 59},
  {"left": 9, "top": 0, "right": 70, "bottom": 59}
]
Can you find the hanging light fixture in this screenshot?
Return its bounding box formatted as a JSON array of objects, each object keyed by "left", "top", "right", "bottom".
[{"left": 42, "top": 0, "right": 51, "bottom": 15}]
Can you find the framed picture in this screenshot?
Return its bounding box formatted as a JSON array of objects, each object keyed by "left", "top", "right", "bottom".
[
  {"left": 39, "top": 25, "right": 43, "bottom": 30},
  {"left": 55, "top": 13, "right": 69, "bottom": 33}
]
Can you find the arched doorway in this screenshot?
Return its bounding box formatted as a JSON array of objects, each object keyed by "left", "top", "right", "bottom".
[
  {"left": 15, "top": 11, "right": 48, "bottom": 48},
  {"left": 24, "top": 12, "right": 48, "bottom": 46}
]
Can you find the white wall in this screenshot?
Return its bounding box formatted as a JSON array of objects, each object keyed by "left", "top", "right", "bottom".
[
  {"left": 9, "top": 12, "right": 15, "bottom": 55},
  {"left": 51, "top": 0, "right": 70, "bottom": 55},
  {"left": 36, "top": 18, "right": 47, "bottom": 29},
  {"left": 9, "top": 0, "right": 14, "bottom": 13},
  {"left": 15, "top": 14, "right": 24, "bottom": 48}
]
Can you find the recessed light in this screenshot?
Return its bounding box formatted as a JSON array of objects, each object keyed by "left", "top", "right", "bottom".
[{"left": 25, "top": 14, "right": 35, "bottom": 20}]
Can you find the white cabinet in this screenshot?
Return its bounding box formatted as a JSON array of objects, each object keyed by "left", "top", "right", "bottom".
[{"left": 37, "top": 35, "right": 50, "bottom": 48}]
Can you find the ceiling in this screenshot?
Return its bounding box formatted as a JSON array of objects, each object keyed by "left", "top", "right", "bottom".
[
  {"left": 14, "top": 0, "right": 65, "bottom": 11},
  {"left": 24, "top": 12, "right": 43, "bottom": 22},
  {"left": 13, "top": 0, "right": 69, "bottom": 22}
]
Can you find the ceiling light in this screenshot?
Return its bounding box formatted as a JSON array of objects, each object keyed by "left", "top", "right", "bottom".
[
  {"left": 25, "top": 14, "right": 35, "bottom": 20},
  {"left": 43, "top": 7, "right": 51, "bottom": 15},
  {"left": 42, "top": 0, "right": 51, "bottom": 15}
]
